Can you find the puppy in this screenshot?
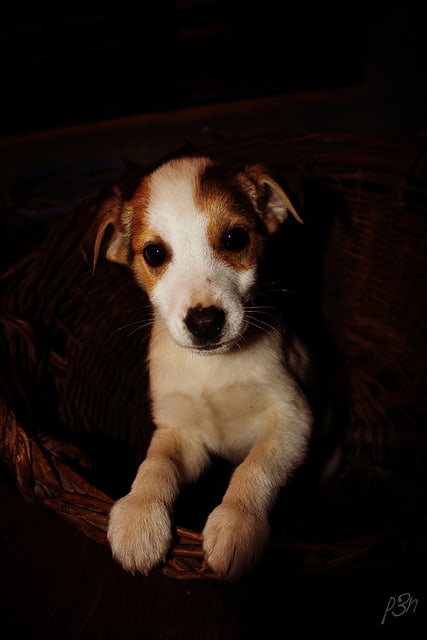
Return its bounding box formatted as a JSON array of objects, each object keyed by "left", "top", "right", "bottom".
[{"left": 92, "top": 154, "right": 313, "bottom": 580}]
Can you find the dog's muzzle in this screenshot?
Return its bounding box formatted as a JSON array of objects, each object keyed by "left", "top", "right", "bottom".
[{"left": 184, "top": 305, "right": 226, "bottom": 346}]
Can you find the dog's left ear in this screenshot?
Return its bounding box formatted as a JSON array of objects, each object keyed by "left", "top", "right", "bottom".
[{"left": 242, "top": 164, "right": 303, "bottom": 233}]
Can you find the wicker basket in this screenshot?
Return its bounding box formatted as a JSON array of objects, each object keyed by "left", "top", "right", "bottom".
[{"left": 1, "top": 133, "right": 426, "bottom": 579}]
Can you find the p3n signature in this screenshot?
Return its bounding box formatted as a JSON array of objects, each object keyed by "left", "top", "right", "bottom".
[{"left": 381, "top": 593, "right": 419, "bottom": 625}]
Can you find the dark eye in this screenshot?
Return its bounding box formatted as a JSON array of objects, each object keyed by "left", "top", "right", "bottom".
[
  {"left": 143, "top": 242, "right": 167, "bottom": 267},
  {"left": 222, "top": 227, "right": 250, "bottom": 252}
]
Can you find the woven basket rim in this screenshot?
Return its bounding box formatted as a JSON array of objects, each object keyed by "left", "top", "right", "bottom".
[{"left": 1, "top": 132, "right": 426, "bottom": 579}]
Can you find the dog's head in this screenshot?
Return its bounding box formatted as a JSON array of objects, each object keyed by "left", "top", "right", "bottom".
[{"left": 91, "top": 155, "right": 302, "bottom": 353}]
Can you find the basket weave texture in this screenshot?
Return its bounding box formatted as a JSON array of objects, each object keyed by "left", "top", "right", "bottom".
[{"left": 1, "top": 133, "right": 426, "bottom": 579}]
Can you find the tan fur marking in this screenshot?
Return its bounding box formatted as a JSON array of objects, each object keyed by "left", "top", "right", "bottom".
[
  {"left": 132, "top": 237, "right": 171, "bottom": 295},
  {"left": 126, "top": 176, "right": 171, "bottom": 295},
  {"left": 195, "top": 168, "right": 265, "bottom": 271}
]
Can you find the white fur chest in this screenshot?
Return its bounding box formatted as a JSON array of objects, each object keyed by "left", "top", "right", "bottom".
[{"left": 148, "top": 317, "right": 303, "bottom": 462}]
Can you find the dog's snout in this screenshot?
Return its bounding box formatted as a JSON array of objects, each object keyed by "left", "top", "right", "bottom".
[{"left": 185, "top": 305, "right": 225, "bottom": 342}]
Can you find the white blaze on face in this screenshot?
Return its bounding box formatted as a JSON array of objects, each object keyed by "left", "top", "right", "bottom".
[{"left": 146, "top": 157, "right": 256, "bottom": 350}]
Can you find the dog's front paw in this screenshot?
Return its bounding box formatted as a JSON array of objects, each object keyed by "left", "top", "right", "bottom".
[
  {"left": 202, "top": 502, "right": 270, "bottom": 581},
  {"left": 107, "top": 493, "right": 172, "bottom": 575}
]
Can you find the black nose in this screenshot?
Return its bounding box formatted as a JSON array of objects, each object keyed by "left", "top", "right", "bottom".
[{"left": 185, "top": 305, "right": 226, "bottom": 342}]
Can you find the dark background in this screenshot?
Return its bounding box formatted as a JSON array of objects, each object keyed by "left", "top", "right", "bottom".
[{"left": 1, "top": 0, "right": 425, "bottom": 137}]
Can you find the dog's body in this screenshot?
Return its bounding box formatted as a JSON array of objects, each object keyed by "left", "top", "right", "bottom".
[{"left": 93, "top": 155, "right": 313, "bottom": 580}]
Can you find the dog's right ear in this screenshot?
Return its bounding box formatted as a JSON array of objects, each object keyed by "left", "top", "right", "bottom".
[{"left": 85, "top": 186, "right": 131, "bottom": 273}]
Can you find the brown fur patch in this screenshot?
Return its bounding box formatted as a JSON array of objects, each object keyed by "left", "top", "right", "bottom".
[
  {"left": 195, "top": 165, "right": 266, "bottom": 271},
  {"left": 127, "top": 175, "right": 171, "bottom": 295}
]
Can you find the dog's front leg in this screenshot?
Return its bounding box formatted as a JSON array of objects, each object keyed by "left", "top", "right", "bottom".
[
  {"left": 202, "top": 413, "right": 310, "bottom": 581},
  {"left": 107, "top": 427, "right": 209, "bottom": 575}
]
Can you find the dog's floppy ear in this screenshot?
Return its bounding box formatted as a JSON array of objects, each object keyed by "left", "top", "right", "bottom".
[
  {"left": 243, "top": 164, "right": 303, "bottom": 233},
  {"left": 85, "top": 185, "right": 131, "bottom": 272}
]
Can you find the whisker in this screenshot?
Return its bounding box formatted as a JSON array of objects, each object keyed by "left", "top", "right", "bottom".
[
  {"left": 127, "top": 323, "right": 153, "bottom": 338},
  {"left": 244, "top": 303, "right": 278, "bottom": 316},
  {"left": 245, "top": 312, "right": 281, "bottom": 337},
  {"left": 258, "top": 282, "right": 293, "bottom": 294},
  {"left": 115, "top": 313, "right": 154, "bottom": 339},
  {"left": 245, "top": 306, "right": 277, "bottom": 314},
  {"left": 116, "top": 318, "right": 152, "bottom": 332}
]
